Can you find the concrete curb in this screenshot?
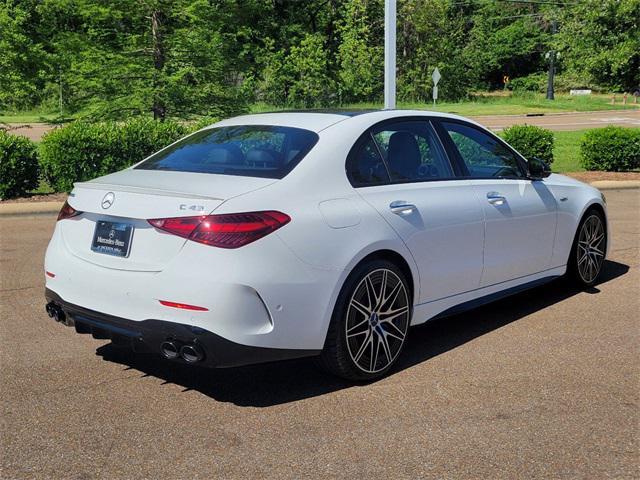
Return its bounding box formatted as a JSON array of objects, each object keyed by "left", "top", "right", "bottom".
[
  {"left": 469, "top": 108, "right": 639, "bottom": 119},
  {"left": 590, "top": 180, "right": 640, "bottom": 190},
  {"left": 0, "top": 180, "right": 638, "bottom": 216}
]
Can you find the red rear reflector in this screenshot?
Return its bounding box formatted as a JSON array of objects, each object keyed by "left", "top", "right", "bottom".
[
  {"left": 148, "top": 211, "right": 290, "bottom": 248},
  {"left": 57, "top": 201, "right": 82, "bottom": 221},
  {"left": 45, "top": 271, "right": 55, "bottom": 278},
  {"left": 159, "top": 300, "right": 209, "bottom": 311}
]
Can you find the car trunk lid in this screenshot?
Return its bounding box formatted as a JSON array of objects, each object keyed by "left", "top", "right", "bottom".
[{"left": 60, "top": 169, "right": 276, "bottom": 271}]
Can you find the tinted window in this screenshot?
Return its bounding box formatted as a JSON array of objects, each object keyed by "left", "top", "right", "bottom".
[
  {"left": 346, "top": 135, "right": 391, "bottom": 187},
  {"left": 441, "top": 122, "right": 524, "bottom": 178},
  {"left": 372, "top": 121, "right": 453, "bottom": 182},
  {"left": 135, "top": 125, "right": 318, "bottom": 179}
]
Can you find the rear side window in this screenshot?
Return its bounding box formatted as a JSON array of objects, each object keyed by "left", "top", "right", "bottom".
[
  {"left": 346, "top": 135, "right": 391, "bottom": 187},
  {"left": 346, "top": 119, "right": 454, "bottom": 187},
  {"left": 135, "top": 125, "right": 319, "bottom": 179},
  {"left": 372, "top": 121, "right": 453, "bottom": 182}
]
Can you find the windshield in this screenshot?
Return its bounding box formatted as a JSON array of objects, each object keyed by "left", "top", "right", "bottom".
[{"left": 135, "top": 125, "right": 319, "bottom": 179}]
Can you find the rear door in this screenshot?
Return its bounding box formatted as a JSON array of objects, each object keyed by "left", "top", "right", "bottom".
[
  {"left": 436, "top": 120, "right": 557, "bottom": 286},
  {"left": 348, "top": 118, "right": 485, "bottom": 305}
]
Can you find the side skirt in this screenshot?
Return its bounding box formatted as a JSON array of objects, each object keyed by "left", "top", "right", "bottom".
[
  {"left": 412, "top": 266, "right": 566, "bottom": 325},
  {"left": 430, "top": 276, "right": 558, "bottom": 321}
]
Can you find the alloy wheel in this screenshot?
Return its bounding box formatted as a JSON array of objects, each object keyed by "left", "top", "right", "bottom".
[
  {"left": 345, "top": 268, "right": 410, "bottom": 374},
  {"left": 577, "top": 214, "right": 605, "bottom": 284}
]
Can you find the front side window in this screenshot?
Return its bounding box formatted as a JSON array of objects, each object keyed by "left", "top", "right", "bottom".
[
  {"left": 440, "top": 121, "right": 525, "bottom": 179},
  {"left": 135, "top": 125, "right": 318, "bottom": 179}
]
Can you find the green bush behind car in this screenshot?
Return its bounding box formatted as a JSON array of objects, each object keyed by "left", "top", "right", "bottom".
[
  {"left": 0, "top": 130, "right": 39, "bottom": 199},
  {"left": 580, "top": 126, "right": 640, "bottom": 172},
  {"left": 39, "top": 118, "right": 188, "bottom": 192}
]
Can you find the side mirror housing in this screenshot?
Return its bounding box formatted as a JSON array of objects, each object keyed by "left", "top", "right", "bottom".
[{"left": 528, "top": 157, "right": 551, "bottom": 180}]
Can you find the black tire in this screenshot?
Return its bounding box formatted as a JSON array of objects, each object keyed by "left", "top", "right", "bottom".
[
  {"left": 567, "top": 208, "right": 607, "bottom": 287},
  {"left": 317, "top": 259, "right": 412, "bottom": 381}
]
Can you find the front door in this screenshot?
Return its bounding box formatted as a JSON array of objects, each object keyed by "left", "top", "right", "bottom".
[{"left": 437, "top": 120, "right": 557, "bottom": 286}]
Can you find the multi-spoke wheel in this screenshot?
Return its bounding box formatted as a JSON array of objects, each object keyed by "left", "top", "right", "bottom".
[
  {"left": 569, "top": 209, "right": 607, "bottom": 287},
  {"left": 317, "top": 259, "right": 411, "bottom": 381}
]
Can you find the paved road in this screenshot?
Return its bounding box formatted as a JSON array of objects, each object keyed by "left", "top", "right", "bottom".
[
  {"left": 1, "top": 190, "right": 638, "bottom": 479},
  {"left": 474, "top": 109, "right": 640, "bottom": 132},
  {"left": 1, "top": 123, "right": 53, "bottom": 142},
  {"left": 5, "top": 109, "right": 640, "bottom": 141}
]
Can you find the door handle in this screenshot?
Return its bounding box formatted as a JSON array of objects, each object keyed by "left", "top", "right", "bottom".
[
  {"left": 486, "top": 192, "right": 506, "bottom": 206},
  {"left": 389, "top": 200, "right": 416, "bottom": 215}
]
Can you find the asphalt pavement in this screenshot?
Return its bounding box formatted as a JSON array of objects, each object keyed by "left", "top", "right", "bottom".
[
  {"left": 6, "top": 109, "right": 640, "bottom": 141},
  {"left": 1, "top": 189, "right": 638, "bottom": 479},
  {"left": 473, "top": 109, "right": 640, "bottom": 131}
]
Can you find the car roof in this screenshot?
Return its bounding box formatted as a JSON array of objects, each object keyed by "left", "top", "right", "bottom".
[{"left": 211, "top": 109, "right": 482, "bottom": 133}]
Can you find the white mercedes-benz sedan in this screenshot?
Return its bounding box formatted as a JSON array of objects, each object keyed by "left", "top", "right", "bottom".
[{"left": 44, "top": 110, "right": 609, "bottom": 380}]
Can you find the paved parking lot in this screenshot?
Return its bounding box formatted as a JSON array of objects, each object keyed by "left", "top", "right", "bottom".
[{"left": 1, "top": 189, "right": 638, "bottom": 479}]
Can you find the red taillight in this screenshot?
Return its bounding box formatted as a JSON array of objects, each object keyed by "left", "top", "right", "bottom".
[
  {"left": 159, "top": 300, "right": 209, "bottom": 311},
  {"left": 57, "top": 201, "right": 82, "bottom": 221},
  {"left": 148, "top": 210, "right": 290, "bottom": 249},
  {"left": 148, "top": 216, "right": 203, "bottom": 239}
]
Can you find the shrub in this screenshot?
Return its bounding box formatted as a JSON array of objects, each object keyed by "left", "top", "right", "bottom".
[
  {"left": 0, "top": 131, "right": 39, "bottom": 199},
  {"left": 502, "top": 124, "right": 554, "bottom": 164},
  {"left": 39, "top": 118, "right": 188, "bottom": 192},
  {"left": 580, "top": 126, "right": 640, "bottom": 172},
  {"left": 507, "top": 73, "right": 546, "bottom": 93},
  {"left": 192, "top": 116, "right": 222, "bottom": 131}
]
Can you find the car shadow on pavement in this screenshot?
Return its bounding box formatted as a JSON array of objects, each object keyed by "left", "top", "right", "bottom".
[{"left": 96, "top": 260, "right": 629, "bottom": 407}]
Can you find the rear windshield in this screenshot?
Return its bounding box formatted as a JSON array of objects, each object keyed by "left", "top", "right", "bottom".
[{"left": 135, "top": 125, "right": 319, "bottom": 179}]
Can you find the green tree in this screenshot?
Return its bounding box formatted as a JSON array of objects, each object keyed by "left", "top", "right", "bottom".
[
  {"left": 396, "top": 0, "right": 473, "bottom": 102},
  {"left": 337, "top": 0, "right": 382, "bottom": 103},
  {"left": 24, "top": 0, "right": 245, "bottom": 119},
  {"left": 287, "top": 33, "right": 334, "bottom": 107},
  {"left": 556, "top": 0, "right": 639, "bottom": 92},
  {"left": 464, "top": 1, "right": 549, "bottom": 90},
  {"left": 0, "top": 0, "right": 51, "bottom": 110}
]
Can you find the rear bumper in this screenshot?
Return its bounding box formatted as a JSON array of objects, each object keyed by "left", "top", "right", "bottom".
[
  {"left": 45, "top": 288, "right": 320, "bottom": 368},
  {"left": 45, "top": 219, "right": 342, "bottom": 351}
]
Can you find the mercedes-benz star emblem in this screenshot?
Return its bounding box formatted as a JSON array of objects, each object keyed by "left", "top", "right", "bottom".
[{"left": 101, "top": 192, "right": 115, "bottom": 209}]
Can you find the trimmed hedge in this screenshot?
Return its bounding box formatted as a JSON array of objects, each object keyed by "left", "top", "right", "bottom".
[
  {"left": 39, "top": 118, "right": 188, "bottom": 192},
  {"left": 502, "top": 124, "right": 554, "bottom": 164},
  {"left": 0, "top": 130, "right": 39, "bottom": 199},
  {"left": 580, "top": 126, "right": 640, "bottom": 172}
]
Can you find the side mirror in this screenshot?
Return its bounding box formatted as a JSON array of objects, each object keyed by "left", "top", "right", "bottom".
[{"left": 528, "top": 157, "right": 551, "bottom": 180}]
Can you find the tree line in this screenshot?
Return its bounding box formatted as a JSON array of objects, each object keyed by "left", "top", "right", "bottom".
[{"left": 1, "top": 0, "right": 638, "bottom": 120}]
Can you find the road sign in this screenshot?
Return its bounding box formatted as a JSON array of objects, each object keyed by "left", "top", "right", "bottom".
[
  {"left": 432, "top": 67, "right": 440, "bottom": 106},
  {"left": 432, "top": 67, "right": 441, "bottom": 86}
]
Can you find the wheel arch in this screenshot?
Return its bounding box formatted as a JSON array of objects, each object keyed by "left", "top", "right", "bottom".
[
  {"left": 577, "top": 199, "right": 609, "bottom": 252},
  {"left": 352, "top": 249, "right": 416, "bottom": 304}
]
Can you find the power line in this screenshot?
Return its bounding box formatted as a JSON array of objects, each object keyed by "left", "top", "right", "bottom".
[{"left": 499, "top": 0, "right": 578, "bottom": 5}]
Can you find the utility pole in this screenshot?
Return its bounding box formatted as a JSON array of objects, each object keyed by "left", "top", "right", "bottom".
[
  {"left": 151, "top": 10, "right": 166, "bottom": 120},
  {"left": 546, "top": 19, "right": 557, "bottom": 100},
  {"left": 58, "top": 65, "right": 63, "bottom": 114},
  {"left": 384, "top": 0, "right": 396, "bottom": 110}
]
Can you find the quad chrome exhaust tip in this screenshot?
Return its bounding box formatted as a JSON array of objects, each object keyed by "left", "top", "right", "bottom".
[
  {"left": 160, "top": 340, "right": 205, "bottom": 363},
  {"left": 46, "top": 302, "right": 66, "bottom": 324},
  {"left": 179, "top": 343, "right": 205, "bottom": 363},
  {"left": 160, "top": 340, "right": 182, "bottom": 360}
]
